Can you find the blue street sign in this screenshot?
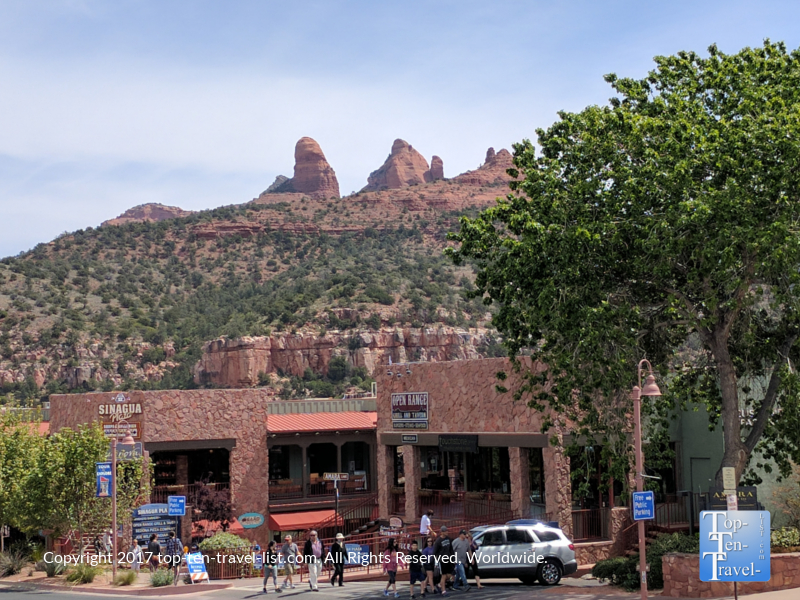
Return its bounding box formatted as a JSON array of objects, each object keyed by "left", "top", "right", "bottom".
[
  {"left": 96, "top": 462, "right": 112, "bottom": 498},
  {"left": 700, "top": 511, "right": 770, "bottom": 582},
  {"left": 632, "top": 490, "right": 655, "bottom": 521},
  {"left": 168, "top": 495, "right": 186, "bottom": 516}
]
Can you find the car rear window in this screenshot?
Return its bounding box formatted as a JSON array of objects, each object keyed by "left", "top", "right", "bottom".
[
  {"left": 534, "top": 530, "right": 561, "bottom": 542},
  {"left": 506, "top": 528, "right": 534, "bottom": 544}
]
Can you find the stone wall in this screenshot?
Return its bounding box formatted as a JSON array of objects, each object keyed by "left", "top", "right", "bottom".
[
  {"left": 50, "top": 389, "right": 271, "bottom": 545},
  {"left": 375, "top": 358, "right": 573, "bottom": 531},
  {"left": 662, "top": 552, "right": 800, "bottom": 597}
]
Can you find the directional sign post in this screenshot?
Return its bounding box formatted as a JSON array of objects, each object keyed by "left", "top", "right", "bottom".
[
  {"left": 168, "top": 496, "right": 186, "bottom": 517},
  {"left": 632, "top": 491, "right": 655, "bottom": 521}
]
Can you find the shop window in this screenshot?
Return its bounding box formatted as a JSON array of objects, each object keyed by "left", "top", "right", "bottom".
[
  {"left": 528, "top": 448, "right": 546, "bottom": 505},
  {"left": 466, "top": 447, "right": 510, "bottom": 493},
  {"left": 342, "top": 441, "right": 370, "bottom": 491},
  {"left": 308, "top": 443, "right": 337, "bottom": 482},
  {"left": 392, "top": 446, "right": 405, "bottom": 486},
  {"left": 269, "top": 445, "right": 302, "bottom": 482}
]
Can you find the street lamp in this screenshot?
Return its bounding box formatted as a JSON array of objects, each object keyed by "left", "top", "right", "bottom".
[
  {"left": 111, "top": 421, "right": 136, "bottom": 580},
  {"left": 630, "top": 359, "right": 661, "bottom": 600}
]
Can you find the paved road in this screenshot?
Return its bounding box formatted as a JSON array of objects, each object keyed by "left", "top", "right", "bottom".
[{"left": 0, "top": 579, "right": 633, "bottom": 600}]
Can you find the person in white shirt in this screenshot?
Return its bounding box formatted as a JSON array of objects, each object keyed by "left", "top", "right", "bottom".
[{"left": 419, "top": 510, "right": 434, "bottom": 545}]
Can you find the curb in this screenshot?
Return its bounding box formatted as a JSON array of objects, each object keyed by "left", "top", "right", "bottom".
[{"left": 0, "top": 580, "right": 233, "bottom": 596}]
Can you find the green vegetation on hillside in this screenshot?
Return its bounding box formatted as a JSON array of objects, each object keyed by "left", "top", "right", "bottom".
[{"left": 0, "top": 201, "right": 492, "bottom": 401}]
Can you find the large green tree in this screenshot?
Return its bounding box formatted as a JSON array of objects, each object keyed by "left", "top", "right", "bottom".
[{"left": 448, "top": 41, "right": 800, "bottom": 488}]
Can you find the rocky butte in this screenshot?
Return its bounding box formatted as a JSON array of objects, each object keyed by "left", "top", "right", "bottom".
[
  {"left": 101, "top": 203, "right": 194, "bottom": 226},
  {"left": 268, "top": 137, "right": 340, "bottom": 199},
  {"left": 362, "top": 139, "right": 442, "bottom": 191},
  {"left": 453, "top": 147, "right": 515, "bottom": 186}
]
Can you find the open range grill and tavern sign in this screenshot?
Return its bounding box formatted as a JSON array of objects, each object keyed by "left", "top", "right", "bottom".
[{"left": 391, "top": 392, "right": 429, "bottom": 430}]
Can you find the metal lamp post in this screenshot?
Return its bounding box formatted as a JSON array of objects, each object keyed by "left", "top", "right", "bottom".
[
  {"left": 112, "top": 422, "right": 136, "bottom": 580},
  {"left": 631, "top": 359, "right": 662, "bottom": 600}
]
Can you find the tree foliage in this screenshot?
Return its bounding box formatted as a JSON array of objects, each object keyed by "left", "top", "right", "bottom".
[{"left": 448, "top": 41, "right": 800, "bottom": 486}]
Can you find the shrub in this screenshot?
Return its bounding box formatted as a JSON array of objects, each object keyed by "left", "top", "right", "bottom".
[
  {"left": 150, "top": 569, "right": 174, "bottom": 587},
  {"left": 771, "top": 527, "right": 800, "bottom": 550},
  {"left": 197, "top": 531, "right": 250, "bottom": 551},
  {"left": 65, "top": 563, "right": 101, "bottom": 584},
  {"left": 593, "top": 532, "right": 699, "bottom": 590},
  {"left": 43, "top": 561, "right": 66, "bottom": 578},
  {"left": 113, "top": 570, "right": 137, "bottom": 586},
  {"left": 0, "top": 551, "right": 28, "bottom": 577}
]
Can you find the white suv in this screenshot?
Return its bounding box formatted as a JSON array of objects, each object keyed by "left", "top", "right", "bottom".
[{"left": 470, "top": 523, "right": 578, "bottom": 585}]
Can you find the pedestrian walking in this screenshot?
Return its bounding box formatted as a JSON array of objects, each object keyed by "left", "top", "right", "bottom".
[
  {"left": 382, "top": 538, "right": 400, "bottom": 598},
  {"left": 466, "top": 533, "right": 483, "bottom": 589},
  {"left": 451, "top": 530, "right": 470, "bottom": 591},
  {"left": 407, "top": 540, "right": 426, "bottom": 599},
  {"left": 280, "top": 535, "right": 299, "bottom": 590},
  {"left": 421, "top": 537, "right": 437, "bottom": 595},
  {"left": 130, "top": 539, "right": 142, "bottom": 574},
  {"left": 303, "top": 530, "right": 325, "bottom": 591},
  {"left": 147, "top": 534, "right": 161, "bottom": 573},
  {"left": 163, "top": 531, "right": 184, "bottom": 586},
  {"left": 419, "top": 509, "right": 434, "bottom": 545},
  {"left": 433, "top": 526, "right": 455, "bottom": 595},
  {"left": 263, "top": 540, "right": 282, "bottom": 593},
  {"left": 328, "top": 533, "right": 346, "bottom": 587}
]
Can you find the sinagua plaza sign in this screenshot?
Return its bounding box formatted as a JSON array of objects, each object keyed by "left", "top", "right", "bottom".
[{"left": 391, "top": 392, "right": 429, "bottom": 430}]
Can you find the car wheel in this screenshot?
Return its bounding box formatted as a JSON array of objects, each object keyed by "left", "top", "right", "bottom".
[
  {"left": 519, "top": 576, "right": 536, "bottom": 586},
  {"left": 537, "top": 559, "right": 562, "bottom": 585}
]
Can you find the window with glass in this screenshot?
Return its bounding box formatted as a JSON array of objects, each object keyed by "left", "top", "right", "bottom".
[{"left": 466, "top": 447, "right": 510, "bottom": 493}]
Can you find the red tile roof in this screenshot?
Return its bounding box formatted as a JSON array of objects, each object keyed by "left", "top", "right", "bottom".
[{"left": 267, "top": 411, "right": 377, "bottom": 434}]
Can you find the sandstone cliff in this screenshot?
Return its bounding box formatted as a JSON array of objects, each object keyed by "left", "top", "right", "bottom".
[
  {"left": 268, "top": 137, "right": 340, "bottom": 199},
  {"left": 193, "top": 327, "right": 496, "bottom": 387},
  {"left": 424, "top": 155, "right": 444, "bottom": 182},
  {"left": 453, "top": 147, "right": 515, "bottom": 186},
  {"left": 363, "top": 139, "right": 433, "bottom": 191},
  {"left": 102, "top": 203, "right": 194, "bottom": 226}
]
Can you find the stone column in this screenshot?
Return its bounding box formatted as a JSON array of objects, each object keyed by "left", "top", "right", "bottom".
[
  {"left": 377, "top": 443, "right": 394, "bottom": 520},
  {"left": 230, "top": 438, "right": 270, "bottom": 545},
  {"left": 509, "top": 447, "right": 530, "bottom": 519},
  {"left": 335, "top": 442, "right": 343, "bottom": 474},
  {"left": 403, "top": 445, "right": 421, "bottom": 524},
  {"left": 543, "top": 442, "right": 572, "bottom": 538}
]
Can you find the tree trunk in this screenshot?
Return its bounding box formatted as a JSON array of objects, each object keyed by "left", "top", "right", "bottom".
[{"left": 712, "top": 333, "right": 748, "bottom": 487}]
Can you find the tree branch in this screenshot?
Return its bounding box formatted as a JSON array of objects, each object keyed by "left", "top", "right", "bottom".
[
  {"left": 744, "top": 332, "right": 799, "bottom": 455},
  {"left": 664, "top": 286, "right": 713, "bottom": 343}
]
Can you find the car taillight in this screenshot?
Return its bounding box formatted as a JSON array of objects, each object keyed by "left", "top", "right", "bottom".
[{"left": 569, "top": 544, "right": 575, "bottom": 551}]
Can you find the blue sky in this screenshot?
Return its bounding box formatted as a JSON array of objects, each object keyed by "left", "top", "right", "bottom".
[{"left": 1, "top": 0, "right": 799, "bottom": 258}]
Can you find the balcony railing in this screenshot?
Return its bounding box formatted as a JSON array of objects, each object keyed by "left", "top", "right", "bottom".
[
  {"left": 417, "top": 489, "right": 515, "bottom": 524},
  {"left": 269, "top": 479, "right": 304, "bottom": 500},
  {"left": 151, "top": 482, "right": 230, "bottom": 505},
  {"left": 571, "top": 507, "right": 611, "bottom": 541}
]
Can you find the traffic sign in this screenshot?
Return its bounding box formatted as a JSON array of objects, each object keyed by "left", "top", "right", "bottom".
[
  {"left": 632, "top": 491, "right": 655, "bottom": 521},
  {"left": 186, "top": 552, "right": 209, "bottom": 583},
  {"left": 168, "top": 496, "right": 186, "bottom": 516},
  {"left": 323, "top": 473, "right": 349, "bottom": 481},
  {"left": 96, "top": 462, "right": 112, "bottom": 498},
  {"left": 700, "top": 510, "right": 770, "bottom": 582}
]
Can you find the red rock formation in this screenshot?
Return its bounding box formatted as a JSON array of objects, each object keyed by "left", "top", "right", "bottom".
[
  {"left": 269, "top": 137, "right": 340, "bottom": 199},
  {"left": 424, "top": 155, "right": 444, "bottom": 182},
  {"left": 192, "top": 222, "right": 264, "bottom": 239},
  {"left": 363, "top": 139, "right": 432, "bottom": 191},
  {"left": 453, "top": 147, "right": 515, "bottom": 186},
  {"left": 193, "top": 327, "right": 495, "bottom": 387},
  {"left": 102, "top": 203, "right": 194, "bottom": 227}
]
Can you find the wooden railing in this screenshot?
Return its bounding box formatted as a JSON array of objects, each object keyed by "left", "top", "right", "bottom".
[
  {"left": 571, "top": 507, "right": 611, "bottom": 541},
  {"left": 417, "top": 489, "right": 515, "bottom": 524},
  {"left": 151, "top": 482, "right": 230, "bottom": 505}
]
